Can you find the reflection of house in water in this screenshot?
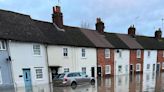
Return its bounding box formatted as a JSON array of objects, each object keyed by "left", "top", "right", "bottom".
[
  {"left": 115, "top": 75, "right": 129, "bottom": 92},
  {"left": 142, "top": 73, "right": 156, "bottom": 92}
]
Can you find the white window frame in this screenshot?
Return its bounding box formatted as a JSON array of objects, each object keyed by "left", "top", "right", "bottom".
[
  {"left": 162, "top": 62, "right": 164, "bottom": 69},
  {"left": 105, "top": 65, "right": 111, "bottom": 74},
  {"left": 82, "top": 67, "right": 86, "bottom": 74},
  {"left": 33, "top": 44, "right": 41, "bottom": 56},
  {"left": 136, "top": 63, "right": 141, "bottom": 71},
  {"left": 0, "top": 68, "right": 2, "bottom": 84},
  {"left": 81, "top": 48, "right": 86, "bottom": 58},
  {"left": 35, "top": 68, "right": 43, "bottom": 80},
  {"left": 136, "top": 50, "right": 141, "bottom": 58},
  {"left": 105, "top": 49, "right": 110, "bottom": 58},
  {"left": 63, "top": 48, "right": 68, "bottom": 57},
  {"left": 125, "top": 65, "right": 128, "bottom": 72},
  {"left": 0, "top": 41, "right": 6, "bottom": 50},
  {"left": 64, "top": 68, "right": 69, "bottom": 73}
]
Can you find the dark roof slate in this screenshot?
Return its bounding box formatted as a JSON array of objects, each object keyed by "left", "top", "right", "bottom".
[
  {"left": 34, "top": 20, "right": 95, "bottom": 47},
  {"left": 103, "top": 32, "right": 129, "bottom": 49},
  {"left": 80, "top": 29, "right": 114, "bottom": 48},
  {"left": 0, "top": 9, "right": 48, "bottom": 43},
  {"left": 117, "top": 34, "right": 143, "bottom": 49}
]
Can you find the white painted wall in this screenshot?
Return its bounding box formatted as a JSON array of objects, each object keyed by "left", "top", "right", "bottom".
[
  {"left": 47, "top": 45, "right": 97, "bottom": 77},
  {"left": 114, "top": 49, "right": 130, "bottom": 75},
  {"left": 143, "top": 50, "right": 157, "bottom": 73},
  {"left": 9, "top": 41, "right": 49, "bottom": 87}
]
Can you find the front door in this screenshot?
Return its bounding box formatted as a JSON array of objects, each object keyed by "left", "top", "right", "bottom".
[
  {"left": 156, "top": 64, "right": 160, "bottom": 72},
  {"left": 23, "top": 69, "right": 32, "bottom": 89},
  {"left": 130, "top": 65, "right": 133, "bottom": 74},
  {"left": 0, "top": 68, "right": 2, "bottom": 84},
  {"left": 97, "top": 67, "right": 101, "bottom": 77},
  {"left": 91, "top": 67, "right": 95, "bottom": 77},
  {"left": 153, "top": 64, "right": 156, "bottom": 71}
]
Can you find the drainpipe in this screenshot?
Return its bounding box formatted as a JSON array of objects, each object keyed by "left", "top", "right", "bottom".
[
  {"left": 45, "top": 44, "right": 51, "bottom": 84},
  {"left": 6, "top": 40, "right": 16, "bottom": 88}
]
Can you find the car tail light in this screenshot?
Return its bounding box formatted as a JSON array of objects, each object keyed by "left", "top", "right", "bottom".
[{"left": 64, "top": 77, "right": 68, "bottom": 81}]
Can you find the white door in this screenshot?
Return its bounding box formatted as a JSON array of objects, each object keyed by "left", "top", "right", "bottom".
[{"left": 0, "top": 68, "right": 2, "bottom": 84}]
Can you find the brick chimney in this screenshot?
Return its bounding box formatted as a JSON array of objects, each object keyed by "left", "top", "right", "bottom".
[
  {"left": 52, "top": 6, "right": 63, "bottom": 28},
  {"left": 155, "top": 28, "right": 162, "bottom": 39},
  {"left": 95, "top": 18, "right": 105, "bottom": 33},
  {"left": 128, "top": 25, "right": 136, "bottom": 37}
]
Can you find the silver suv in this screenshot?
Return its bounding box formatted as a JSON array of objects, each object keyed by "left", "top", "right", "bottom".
[{"left": 53, "top": 72, "right": 95, "bottom": 88}]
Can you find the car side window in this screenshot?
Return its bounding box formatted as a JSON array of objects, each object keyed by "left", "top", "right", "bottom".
[{"left": 67, "top": 73, "right": 73, "bottom": 77}]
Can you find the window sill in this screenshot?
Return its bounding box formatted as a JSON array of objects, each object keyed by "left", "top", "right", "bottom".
[
  {"left": 105, "top": 73, "right": 111, "bottom": 74},
  {"left": 81, "top": 57, "right": 87, "bottom": 59},
  {"left": 105, "top": 57, "right": 110, "bottom": 59},
  {"left": 33, "top": 55, "right": 42, "bottom": 57},
  {"left": 36, "top": 78, "right": 44, "bottom": 81}
]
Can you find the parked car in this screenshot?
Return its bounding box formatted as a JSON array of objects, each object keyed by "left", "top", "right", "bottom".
[{"left": 53, "top": 72, "right": 95, "bottom": 88}]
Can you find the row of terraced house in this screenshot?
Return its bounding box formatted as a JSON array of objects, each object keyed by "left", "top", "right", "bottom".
[{"left": 0, "top": 5, "right": 164, "bottom": 89}]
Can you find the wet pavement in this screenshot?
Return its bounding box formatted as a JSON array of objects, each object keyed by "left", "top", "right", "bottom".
[{"left": 2, "top": 72, "right": 164, "bottom": 92}]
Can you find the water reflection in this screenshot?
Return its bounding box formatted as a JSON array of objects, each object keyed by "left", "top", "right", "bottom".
[{"left": 3, "top": 72, "right": 164, "bottom": 92}]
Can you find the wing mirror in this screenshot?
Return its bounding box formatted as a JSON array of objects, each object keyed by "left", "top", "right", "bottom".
[{"left": 85, "top": 75, "right": 88, "bottom": 77}]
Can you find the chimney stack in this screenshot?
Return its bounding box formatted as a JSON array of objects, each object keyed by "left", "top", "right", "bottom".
[
  {"left": 155, "top": 28, "right": 162, "bottom": 39},
  {"left": 52, "top": 6, "right": 63, "bottom": 28},
  {"left": 95, "top": 18, "right": 105, "bottom": 33},
  {"left": 128, "top": 25, "right": 136, "bottom": 37}
]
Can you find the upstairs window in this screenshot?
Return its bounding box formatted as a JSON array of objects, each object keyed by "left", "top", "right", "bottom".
[
  {"left": 81, "top": 48, "right": 86, "bottom": 58},
  {"left": 148, "top": 50, "right": 151, "bottom": 57},
  {"left": 0, "top": 41, "right": 6, "bottom": 50},
  {"left": 33, "top": 44, "right": 41, "bottom": 56},
  {"left": 105, "top": 49, "right": 110, "bottom": 58},
  {"left": 136, "top": 50, "right": 141, "bottom": 58},
  {"left": 63, "top": 48, "right": 68, "bottom": 57},
  {"left": 119, "top": 50, "right": 122, "bottom": 58}
]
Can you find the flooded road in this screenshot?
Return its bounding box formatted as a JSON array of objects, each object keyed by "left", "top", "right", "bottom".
[{"left": 2, "top": 72, "right": 164, "bottom": 92}]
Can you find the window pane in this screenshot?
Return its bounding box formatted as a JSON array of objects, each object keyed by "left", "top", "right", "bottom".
[
  {"left": 105, "top": 49, "right": 110, "bottom": 58},
  {"left": 33, "top": 45, "right": 41, "bottom": 55},
  {"left": 36, "top": 69, "right": 43, "bottom": 79},
  {"left": 82, "top": 49, "right": 86, "bottom": 57},
  {"left": 63, "top": 48, "right": 68, "bottom": 56}
]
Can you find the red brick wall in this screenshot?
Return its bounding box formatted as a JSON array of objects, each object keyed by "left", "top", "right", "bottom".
[
  {"left": 97, "top": 48, "right": 114, "bottom": 76},
  {"left": 129, "top": 50, "right": 144, "bottom": 73},
  {"left": 157, "top": 50, "right": 164, "bottom": 71}
]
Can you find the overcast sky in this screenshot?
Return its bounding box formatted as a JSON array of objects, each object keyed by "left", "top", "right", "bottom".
[{"left": 1, "top": 0, "right": 164, "bottom": 36}]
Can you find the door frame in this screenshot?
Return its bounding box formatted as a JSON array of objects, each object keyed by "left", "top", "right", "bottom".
[
  {"left": 0, "top": 67, "right": 2, "bottom": 84},
  {"left": 23, "top": 68, "right": 32, "bottom": 87},
  {"left": 130, "top": 64, "right": 134, "bottom": 74}
]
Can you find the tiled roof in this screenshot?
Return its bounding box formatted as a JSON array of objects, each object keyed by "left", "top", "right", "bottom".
[
  {"left": 0, "top": 9, "right": 48, "bottom": 43},
  {"left": 103, "top": 32, "right": 129, "bottom": 49},
  {"left": 34, "top": 20, "right": 95, "bottom": 47},
  {"left": 117, "top": 34, "right": 143, "bottom": 49},
  {"left": 80, "top": 29, "right": 114, "bottom": 48}
]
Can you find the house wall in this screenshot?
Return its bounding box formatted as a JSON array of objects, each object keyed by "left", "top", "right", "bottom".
[
  {"left": 97, "top": 48, "right": 114, "bottom": 76},
  {"left": 0, "top": 48, "right": 13, "bottom": 87},
  {"left": 157, "top": 50, "right": 164, "bottom": 71},
  {"left": 129, "top": 50, "right": 144, "bottom": 73},
  {"left": 143, "top": 50, "right": 157, "bottom": 73},
  {"left": 47, "top": 45, "right": 97, "bottom": 77},
  {"left": 9, "top": 41, "right": 49, "bottom": 87},
  {"left": 114, "top": 49, "right": 130, "bottom": 75}
]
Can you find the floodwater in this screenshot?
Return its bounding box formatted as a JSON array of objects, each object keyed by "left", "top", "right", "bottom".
[{"left": 2, "top": 72, "right": 164, "bottom": 92}]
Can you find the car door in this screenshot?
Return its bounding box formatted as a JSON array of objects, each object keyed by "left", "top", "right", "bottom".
[{"left": 74, "top": 73, "right": 84, "bottom": 85}]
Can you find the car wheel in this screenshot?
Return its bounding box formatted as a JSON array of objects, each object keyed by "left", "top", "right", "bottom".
[
  {"left": 71, "top": 82, "right": 77, "bottom": 89},
  {"left": 91, "top": 79, "right": 95, "bottom": 85}
]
